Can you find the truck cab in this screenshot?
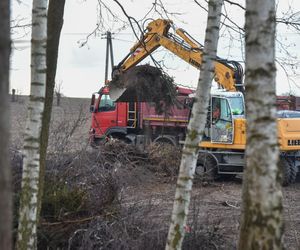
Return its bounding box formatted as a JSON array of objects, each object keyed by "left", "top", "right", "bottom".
[{"left": 89, "top": 86, "right": 128, "bottom": 143}]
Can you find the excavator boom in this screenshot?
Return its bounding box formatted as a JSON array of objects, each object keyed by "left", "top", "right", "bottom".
[{"left": 111, "top": 19, "right": 244, "bottom": 100}]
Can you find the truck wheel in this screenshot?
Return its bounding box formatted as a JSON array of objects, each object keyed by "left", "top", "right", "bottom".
[
  {"left": 279, "top": 158, "right": 297, "bottom": 186},
  {"left": 153, "top": 136, "right": 178, "bottom": 147},
  {"left": 195, "top": 153, "right": 218, "bottom": 181}
]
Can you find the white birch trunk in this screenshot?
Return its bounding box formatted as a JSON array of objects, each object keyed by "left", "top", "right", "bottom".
[
  {"left": 238, "top": 0, "right": 283, "bottom": 249},
  {"left": 17, "top": 0, "right": 47, "bottom": 249},
  {"left": 165, "top": 1, "right": 224, "bottom": 249}
]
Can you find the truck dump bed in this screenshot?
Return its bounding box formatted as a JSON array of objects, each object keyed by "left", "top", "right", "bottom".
[{"left": 138, "top": 87, "right": 193, "bottom": 129}]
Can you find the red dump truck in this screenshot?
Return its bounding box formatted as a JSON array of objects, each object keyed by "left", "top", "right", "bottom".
[{"left": 89, "top": 85, "right": 193, "bottom": 146}]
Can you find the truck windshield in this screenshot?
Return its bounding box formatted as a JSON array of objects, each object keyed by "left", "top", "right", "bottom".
[
  {"left": 98, "top": 94, "right": 116, "bottom": 112},
  {"left": 228, "top": 97, "right": 244, "bottom": 115}
]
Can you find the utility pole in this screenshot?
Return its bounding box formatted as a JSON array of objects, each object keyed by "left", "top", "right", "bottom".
[{"left": 102, "top": 31, "right": 114, "bottom": 84}]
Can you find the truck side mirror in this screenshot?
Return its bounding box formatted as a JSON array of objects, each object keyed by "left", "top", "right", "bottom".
[{"left": 90, "top": 94, "right": 96, "bottom": 113}]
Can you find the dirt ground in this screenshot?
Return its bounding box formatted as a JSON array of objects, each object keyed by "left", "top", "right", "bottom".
[
  {"left": 122, "top": 177, "right": 300, "bottom": 249},
  {"left": 10, "top": 96, "right": 300, "bottom": 249},
  {"left": 10, "top": 95, "right": 91, "bottom": 152}
]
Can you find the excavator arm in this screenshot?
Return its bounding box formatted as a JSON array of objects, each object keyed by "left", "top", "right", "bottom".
[{"left": 112, "top": 19, "right": 243, "bottom": 92}]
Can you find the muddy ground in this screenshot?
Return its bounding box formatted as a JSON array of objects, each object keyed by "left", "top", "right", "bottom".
[{"left": 10, "top": 96, "right": 300, "bottom": 249}]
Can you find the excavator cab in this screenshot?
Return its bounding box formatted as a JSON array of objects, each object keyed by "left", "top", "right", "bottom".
[{"left": 210, "top": 96, "right": 234, "bottom": 144}]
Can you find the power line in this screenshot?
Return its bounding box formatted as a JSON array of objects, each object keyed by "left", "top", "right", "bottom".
[{"left": 63, "top": 32, "right": 135, "bottom": 36}]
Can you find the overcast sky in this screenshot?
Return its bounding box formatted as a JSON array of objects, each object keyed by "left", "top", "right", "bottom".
[{"left": 10, "top": 0, "right": 300, "bottom": 98}]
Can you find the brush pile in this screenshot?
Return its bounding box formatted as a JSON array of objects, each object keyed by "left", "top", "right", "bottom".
[{"left": 11, "top": 141, "right": 181, "bottom": 248}]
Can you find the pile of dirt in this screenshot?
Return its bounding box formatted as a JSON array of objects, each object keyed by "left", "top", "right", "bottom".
[{"left": 109, "top": 65, "right": 177, "bottom": 113}]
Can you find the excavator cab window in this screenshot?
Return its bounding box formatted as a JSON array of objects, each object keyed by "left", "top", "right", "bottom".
[
  {"left": 211, "top": 97, "right": 234, "bottom": 144},
  {"left": 228, "top": 96, "right": 245, "bottom": 116},
  {"left": 98, "top": 94, "right": 116, "bottom": 112}
]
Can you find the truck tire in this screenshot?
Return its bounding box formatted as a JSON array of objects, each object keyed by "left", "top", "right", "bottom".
[
  {"left": 195, "top": 153, "right": 218, "bottom": 181},
  {"left": 279, "top": 158, "right": 297, "bottom": 186},
  {"left": 153, "top": 135, "right": 178, "bottom": 147}
]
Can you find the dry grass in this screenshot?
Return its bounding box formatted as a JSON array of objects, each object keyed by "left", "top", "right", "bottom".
[{"left": 10, "top": 96, "right": 91, "bottom": 152}]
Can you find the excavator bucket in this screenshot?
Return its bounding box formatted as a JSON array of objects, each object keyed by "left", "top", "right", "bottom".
[
  {"left": 108, "top": 65, "right": 176, "bottom": 105},
  {"left": 108, "top": 84, "right": 127, "bottom": 102}
]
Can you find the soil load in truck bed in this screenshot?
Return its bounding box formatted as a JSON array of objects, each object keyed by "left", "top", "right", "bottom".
[{"left": 108, "top": 65, "right": 177, "bottom": 113}]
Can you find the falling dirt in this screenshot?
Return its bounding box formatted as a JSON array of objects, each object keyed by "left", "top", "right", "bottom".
[{"left": 108, "top": 65, "right": 177, "bottom": 113}]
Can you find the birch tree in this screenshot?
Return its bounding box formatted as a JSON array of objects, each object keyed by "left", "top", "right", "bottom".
[
  {"left": 17, "top": 0, "right": 48, "bottom": 249},
  {"left": 0, "top": 0, "right": 12, "bottom": 249},
  {"left": 238, "top": 0, "right": 283, "bottom": 249},
  {"left": 166, "top": 0, "right": 224, "bottom": 249}
]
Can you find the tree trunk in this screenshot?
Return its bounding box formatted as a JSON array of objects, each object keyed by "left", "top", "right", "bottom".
[
  {"left": 38, "top": 0, "right": 66, "bottom": 223},
  {"left": 16, "top": 0, "right": 47, "bottom": 249},
  {"left": 238, "top": 0, "right": 283, "bottom": 249},
  {"left": 0, "top": 1, "right": 12, "bottom": 249},
  {"left": 165, "top": 1, "right": 223, "bottom": 249}
]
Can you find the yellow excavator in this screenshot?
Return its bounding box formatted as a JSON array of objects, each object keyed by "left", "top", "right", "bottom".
[{"left": 108, "top": 19, "right": 300, "bottom": 185}]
